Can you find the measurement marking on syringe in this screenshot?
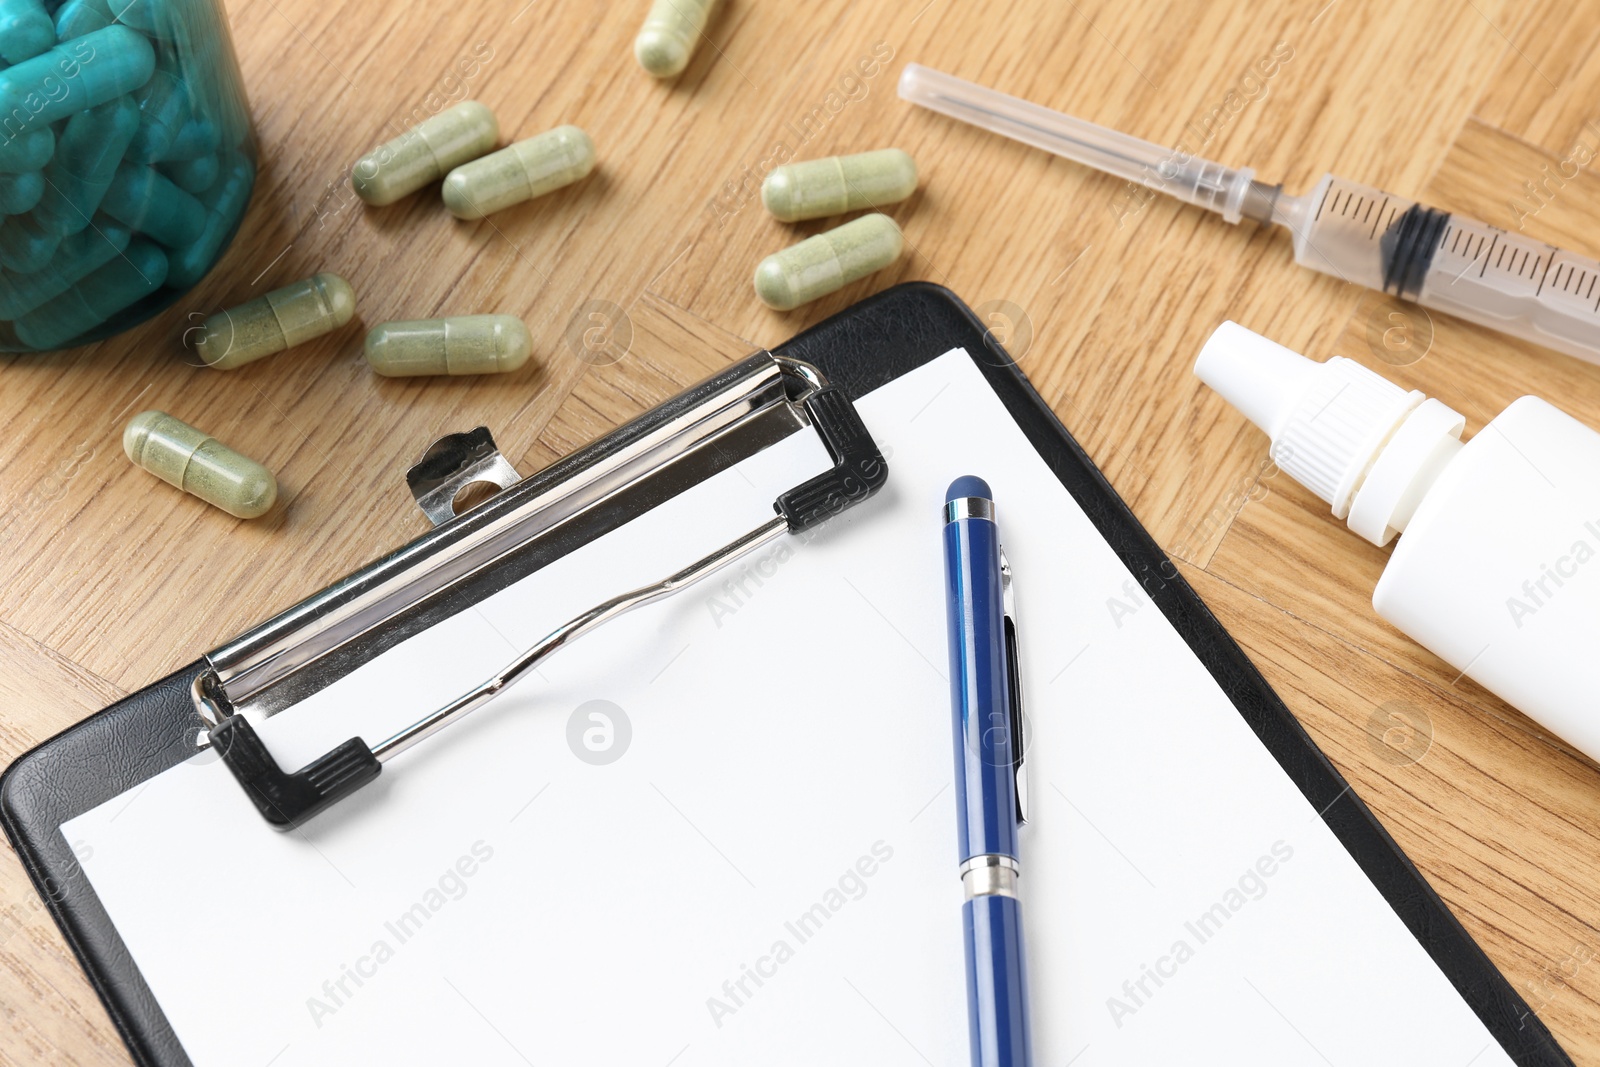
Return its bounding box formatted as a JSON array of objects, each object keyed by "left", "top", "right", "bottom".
[
  {"left": 1368, "top": 198, "right": 1390, "bottom": 240},
  {"left": 1534, "top": 254, "right": 1554, "bottom": 298},
  {"left": 1478, "top": 235, "right": 1497, "bottom": 277},
  {"left": 1360, "top": 198, "right": 1376, "bottom": 226},
  {"left": 1314, "top": 182, "right": 1333, "bottom": 222}
]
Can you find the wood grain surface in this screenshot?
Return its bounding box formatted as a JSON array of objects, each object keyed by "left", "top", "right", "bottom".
[{"left": 5, "top": 0, "right": 1600, "bottom": 1062}]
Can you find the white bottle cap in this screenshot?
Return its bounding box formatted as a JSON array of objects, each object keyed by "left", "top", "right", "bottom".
[{"left": 1194, "top": 322, "right": 1465, "bottom": 546}]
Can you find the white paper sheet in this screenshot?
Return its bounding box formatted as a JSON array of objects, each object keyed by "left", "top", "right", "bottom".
[{"left": 65, "top": 350, "right": 1514, "bottom": 1066}]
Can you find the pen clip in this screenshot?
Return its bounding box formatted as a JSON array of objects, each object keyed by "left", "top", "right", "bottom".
[{"left": 1000, "top": 547, "right": 1028, "bottom": 826}]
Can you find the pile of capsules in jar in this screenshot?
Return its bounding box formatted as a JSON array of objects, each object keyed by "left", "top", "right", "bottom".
[{"left": 0, "top": 0, "right": 256, "bottom": 352}]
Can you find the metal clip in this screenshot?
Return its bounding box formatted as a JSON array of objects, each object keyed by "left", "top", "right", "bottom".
[
  {"left": 204, "top": 359, "right": 889, "bottom": 829},
  {"left": 1000, "top": 547, "right": 1028, "bottom": 826},
  {"left": 406, "top": 426, "right": 522, "bottom": 527}
]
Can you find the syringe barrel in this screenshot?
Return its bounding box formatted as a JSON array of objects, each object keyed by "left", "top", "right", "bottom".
[
  {"left": 898, "top": 64, "right": 1258, "bottom": 223},
  {"left": 1283, "top": 174, "right": 1600, "bottom": 365}
]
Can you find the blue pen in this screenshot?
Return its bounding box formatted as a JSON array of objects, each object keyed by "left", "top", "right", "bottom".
[{"left": 943, "top": 475, "right": 1033, "bottom": 1067}]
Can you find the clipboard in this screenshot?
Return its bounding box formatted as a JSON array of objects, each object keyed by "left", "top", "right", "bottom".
[{"left": 0, "top": 282, "right": 1573, "bottom": 1067}]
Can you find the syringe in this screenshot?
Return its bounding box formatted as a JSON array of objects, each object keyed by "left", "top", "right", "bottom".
[{"left": 899, "top": 63, "right": 1600, "bottom": 365}]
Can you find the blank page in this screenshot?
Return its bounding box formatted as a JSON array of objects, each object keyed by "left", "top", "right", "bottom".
[{"left": 65, "top": 350, "right": 1513, "bottom": 1066}]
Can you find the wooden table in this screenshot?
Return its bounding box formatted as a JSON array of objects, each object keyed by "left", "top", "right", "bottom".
[{"left": 5, "top": 0, "right": 1600, "bottom": 1061}]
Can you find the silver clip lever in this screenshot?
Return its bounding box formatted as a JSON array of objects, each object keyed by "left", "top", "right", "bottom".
[
  {"left": 197, "top": 362, "right": 887, "bottom": 829},
  {"left": 999, "top": 548, "right": 1028, "bottom": 826}
]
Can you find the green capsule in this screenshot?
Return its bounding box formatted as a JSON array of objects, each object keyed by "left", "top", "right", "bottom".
[
  {"left": 0, "top": 0, "right": 55, "bottom": 64},
  {"left": 35, "top": 94, "right": 141, "bottom": 234},
  {"left": 100, "top": 161, "right": 205, "bottom": 247},
  {"left": 0, "top": 212, "right": 60, "bottom": 271},
  {"left": 196, "top": 272, "right": 356, "bottom": 371},
  {"left": 166, "top": 150, "right": 253, "bottom": 289},
  {"left": 441, "top": 125, "right": 593, "bottom": 220},
  {"left": 0, "top": 168, "right": 42, "bottom": 213},
  {"left": 753, "top": 213, "right": 904, "bottom": 311},
  {"left": 0, "top": 27, "right": 156, "bottom": 130},
  {"left": 123, "top": 410, "right": 277, "bottom": 519},
  {"left": 161, "top": 152, "right": 217, "bottom": 194},
  {"left": 635, "top": 0, "right": 717, "bottom": 78},
  {"left": 15, "top": 237, "right": 165, "bottom": 348},
  {"left": 0, "top": 219, "right": 131, "bottom": 318},
  {"left": 364, "top": 314, "right": 531, "bottom": 377},
  {"left": 0, "top": 125, "right": 53, "bottom": 174},
  {"left": 761, "top": 149, "right": 918, "bottom": 223},
  {"left": 352, "top": 100, "right": 498, "bottom": 207}
]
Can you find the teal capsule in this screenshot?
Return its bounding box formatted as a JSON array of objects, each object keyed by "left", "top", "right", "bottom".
[
  {"left": 0, "top": 169, "right": 42, "bottom": 213},
  {"left": 635, "top": 0, "right": 718, "bottom": 78},
  {"left": 0, "top": 27, "right": 156, "bottom": 130},
  {"left": 197, "top": 272, "right": 357, "bottom": 370},
  {"left": 35, "top": 95, "right": 141, "bottom": 234},
  {"left": 441, "top": 125, "right": 594, "bottom": 220},
  {"left": 753, "top": 213, "right": 904, "bottom": 311},
  {"left": 161, "top": 152, "right": 217, "bottom": 194},
  {"left": 364, "top": 314, "right": 532, "bottom": 377},
  {"left": 0, "top": 220, "right": 131, "bottom": 318},
  {"left": 761, "top": 149, "right": 918, "bottom": 223},
  {"left": 166, "top": 151, "right": 252, "bottom": 288},
  {"left": 124, "top": 411, "right": 278, "bottom": 519},
  {"left": 352, "top": 101, "right": 499, "bottom": 207},
  {"left": 14, "top": 237, "right": 166, "bottom": 348},
  {"left": 126, "top": 68, "right": 190, "bottom": 163},
  {"left": 0, "top": 125, "right": 52, "bottom": 174},
  {"left": 101, "top": 161, "right": 205, "bottom": 247},
  {"left": 159, "top": 118, "right": 219, "bottom": 162},
  {"left": 113, "top": 0, "right": 173, "bottom": 39},
  {"left": 0, "top": 0, "right": 55, "bottom": 64},
  {"left": 0, "top": 212, "right": 61, "bottom": 271},
  {"left": 53, "top": 0, "right": 115, "bottom": 39}
]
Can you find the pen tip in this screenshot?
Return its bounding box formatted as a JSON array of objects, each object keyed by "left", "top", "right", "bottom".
[{"left": 946, "top": 475, "right": 992, "bottom": 502}]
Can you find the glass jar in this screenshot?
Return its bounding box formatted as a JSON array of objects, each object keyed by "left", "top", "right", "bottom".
[{"left": 0, "top": 0, "right": 258, "bottom": 351}]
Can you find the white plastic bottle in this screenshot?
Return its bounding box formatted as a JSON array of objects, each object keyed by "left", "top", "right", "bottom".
[{"left": 1194, "top": 321, "right": 1600, "bottom": 759}]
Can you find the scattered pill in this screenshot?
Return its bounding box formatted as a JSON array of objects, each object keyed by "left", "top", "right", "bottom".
[
  {"left": 0, "top": 26, "right": 155, "bottom": 129},
  {"left": 161, "top": 152, "right": 218, "bottom": 194},
  {"left": 34, "top": 94, "right": 141, "bottom": 234},
  {"left": 123, "top": 410, "right": 277, "bottom": 519},
  {"left": 0, "top": 126, "right": 54, "bottom": 174},
  {"left": 0, "top": 169, "right": 43, "bottom": 214},
  {"left": 634, "top": 0, "right": 716, "bottom": 78},
  {"left": 166, "top": 151, "right": 254, "bottom": 289},
  {"left": 196, "top": 272, "right": 356, "bottom": 370},
  {"left": 761, "top": 149, "right": 918, "bottom": 223},
  {"left": 365, "top": 314, "right": 532, "bottom": 377},
  {"left": 0, "top": 0, "right": 54, "bottom": 63},
  {"left": 100, "top": 161, "right": 205, "bottom": 247},
  {"left": 0, "top": 213, "right": 61, "bottom": 272},
  {"left": 15, "top": 237, "right": 167, "bottom": 348},
  {"left": 441, "top": 125, "right": 593, "bottom": 220},
  {"left": 0, "top": 220, "right": 131, "bottom": 319},
  {"left": 753, "top": 212, "right": 904, "bottom": 311},
  {"left": 352, "top": 100, "right": 499, "bottom": 207}
]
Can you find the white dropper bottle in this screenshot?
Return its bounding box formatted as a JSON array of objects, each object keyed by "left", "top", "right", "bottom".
[{"left": 1195, "top": 322, "right": 1600, "bottom": 760}]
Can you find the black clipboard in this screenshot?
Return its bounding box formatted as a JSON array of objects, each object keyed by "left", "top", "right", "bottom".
[{"left": 1, "top": 283, "right": 1573, "bottom": 1067}]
